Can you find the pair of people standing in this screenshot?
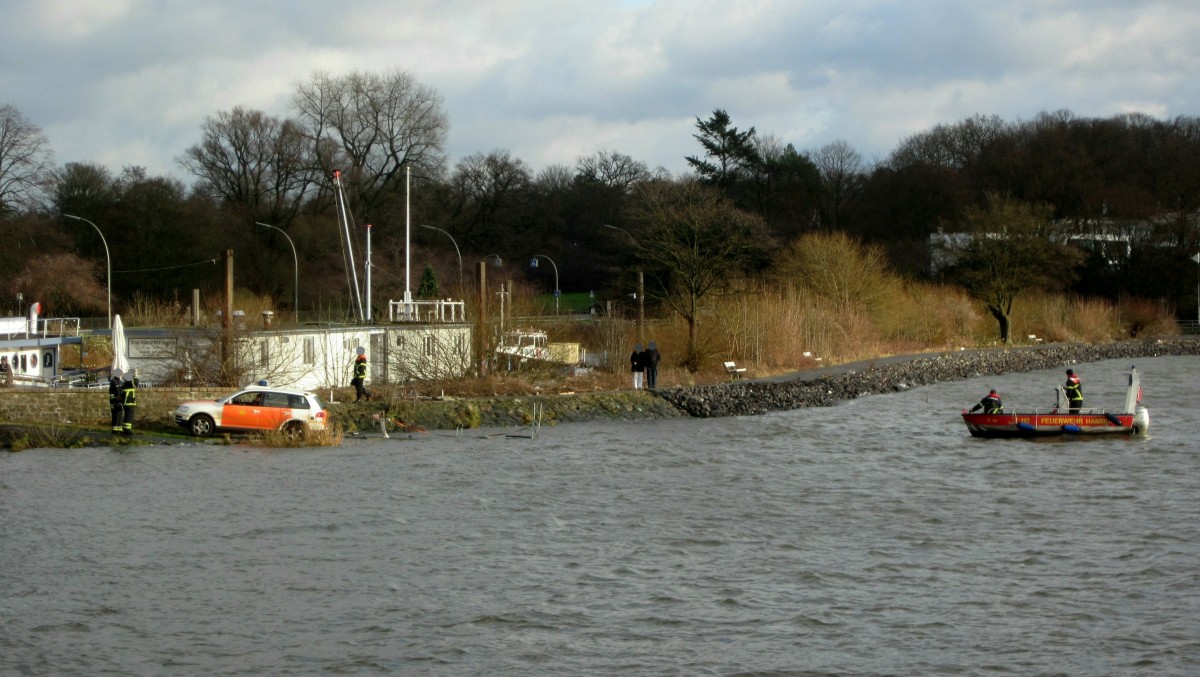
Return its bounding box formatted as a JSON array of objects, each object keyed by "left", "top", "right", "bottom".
[
  {"left": 630, "top": 341, "right": 661, "bottom": 389},
  {"left": 108, "top": 369, "right": 138, "bottom": 435}
]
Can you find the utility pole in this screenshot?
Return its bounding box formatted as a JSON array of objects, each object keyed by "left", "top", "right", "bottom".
[
  {"left": 222, "top": 249, "right": 234, "bottom": 385},
  {"left": 476, "top": 260, "right": 488, "bottom": 377},
  {"left": 637, "top": 270, "right": 645, "bottom": 344}
]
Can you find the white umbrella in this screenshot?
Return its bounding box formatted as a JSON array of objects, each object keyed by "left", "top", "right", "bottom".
[{"left": 111, "top": 314, "right": 129, "bottom": 376}]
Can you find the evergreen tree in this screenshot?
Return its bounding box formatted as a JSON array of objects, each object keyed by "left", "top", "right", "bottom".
[
  {"left": 417, "top": 265, "right": 440, "bottom": 299},
  {"left": 685, "top": 109, "right": 761, "bottom": 188}
]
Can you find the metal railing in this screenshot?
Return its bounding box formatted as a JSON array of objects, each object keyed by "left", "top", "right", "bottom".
[
  {"left": 1, "top": 316, "right": 82, "bottom": 340},
  {"left": 387, "top": 299, "right": 467, "bottom": 323}
]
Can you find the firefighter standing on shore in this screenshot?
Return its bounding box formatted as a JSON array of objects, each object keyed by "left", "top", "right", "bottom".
[
  {"left": 121, "top": 369, "right": 138, "bottom": 435},
  {"left": 108, "top": 369, "right": 125, "bottom": 434},
  {"left": 351, "top": 347, "right": 370, "bottom": 402}
]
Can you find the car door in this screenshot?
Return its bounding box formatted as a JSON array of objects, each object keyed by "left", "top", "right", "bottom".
[
  {"left": 259, "top": 391, "right": 294, "bottom": 431},
  {"left": 221, "top": 390, "right": 264, "bottom": 431}
]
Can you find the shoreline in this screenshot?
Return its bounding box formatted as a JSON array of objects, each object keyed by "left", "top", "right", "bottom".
[
  {"left": 5, "top": 337, "right": 1199, "bottom": 447},
  {"left": 654, "top": 337, "right": 1200, "bottom": 418}
]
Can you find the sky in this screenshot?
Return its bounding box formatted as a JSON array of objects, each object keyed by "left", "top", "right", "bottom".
[{"left": 3, "top": 0, "right": 1199, "bottom": 185}]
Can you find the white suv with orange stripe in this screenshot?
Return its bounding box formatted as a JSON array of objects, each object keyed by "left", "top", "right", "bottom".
[{"left": 173, "top": 387, "right": 328, "bottom": 438}]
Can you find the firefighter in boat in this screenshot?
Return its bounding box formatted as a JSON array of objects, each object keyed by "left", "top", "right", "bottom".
[
  {"left": 1064, "top": 369, "right": 1084, "bottom": 413},
  {"left": 969, "top": 388, "right": 1003, "bottom": 414}
]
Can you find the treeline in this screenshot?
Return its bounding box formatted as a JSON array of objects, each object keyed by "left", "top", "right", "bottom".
[{"left": 2, "top": 72, "right": 1200, "bottom": 324}]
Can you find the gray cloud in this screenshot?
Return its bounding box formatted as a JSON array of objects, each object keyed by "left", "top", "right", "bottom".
[{"left": 3, "top": 0, "right": 1198, "bottom": 183}]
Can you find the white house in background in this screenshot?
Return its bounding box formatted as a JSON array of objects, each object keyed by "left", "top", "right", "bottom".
[
  {"left": 928, "top": 227, "right": 1140, "bottom": 276},
  {"left": 124, "top": 319, "right": 473, "bottom": 391},
  {"left": 2, "top": 296, "right": 474, "bottom": 390}
]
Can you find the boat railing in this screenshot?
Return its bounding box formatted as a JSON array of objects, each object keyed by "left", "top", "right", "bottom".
[
  {"left": 1005, "top": 405, "right": 1108, "bottom": 416},
  {"left": 0, "top": 316, "right": 82, "bottom": 340}
]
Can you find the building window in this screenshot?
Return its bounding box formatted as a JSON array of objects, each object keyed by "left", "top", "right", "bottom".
[
  {"left": 396, "top": 334, "right": 405, "bottom": 348},
  {"left": 304, "top": 338, "right": 315, "bottom": 364},
  {"left": 424, "top": 335, "right": 435, "bottom": 356},
  {"left": 260, "top": 340, "right": 270, "bottom": 369}
]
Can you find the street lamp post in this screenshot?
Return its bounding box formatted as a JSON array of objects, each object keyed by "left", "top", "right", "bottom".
[
  {"left": 529, "top": 254, "right": 560, "bottom": 315},
  {"left": 63, "top": 214, "right": 111, "bottom": 329},
  {"left": 601, "top": 224, "right": 644, "bottom": 342},
  {"left": 255, "top": 222, "right": 299, "bottom": 319},
  {"left": 420, "top": 224, "right": 463, "bottom": 291},
  {"left": 1193, "top": 252, "right": 1200, "bottom": 327}
]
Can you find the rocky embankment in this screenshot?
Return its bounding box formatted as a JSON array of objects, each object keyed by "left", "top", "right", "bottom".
[{"left": 654, "top": 338, "right": 1200, "bottom": 418}]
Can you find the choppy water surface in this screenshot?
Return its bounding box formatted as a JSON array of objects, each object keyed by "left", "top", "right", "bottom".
[{"left": 3, "top": 356, "right": 1199, "bottom": 675}]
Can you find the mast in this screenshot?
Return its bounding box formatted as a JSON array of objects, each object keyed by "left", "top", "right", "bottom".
[
  {"left": 332, "top": 170, "right": 366, "bottom": 321},
  {"left": 404, "top": 164, "right": 413, "bottom": 305},
  {"left": 366, "top": 223, "right": 373, "bottom": 322}
]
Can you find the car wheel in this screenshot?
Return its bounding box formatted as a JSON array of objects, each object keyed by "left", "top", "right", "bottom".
[
  {"left": 189, "top": 414, "right": 215, "bottom": 437},
  {"left": 283, "top": 421, "right": 306, "bottom": 441}
]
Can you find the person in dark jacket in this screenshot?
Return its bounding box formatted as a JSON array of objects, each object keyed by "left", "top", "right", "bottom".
[
  {"left": 969, "top": 389, "right": 1003, "bottom": 414},
  {"left": 108, "top": 369, "right": 125, "bottom": 434},
  {"left": 1064, "top": 368, "right": 1083, "bottom": 413},
  {"left": 351, "top": 348, "right": 370, "bottom": 402},
  {"left": 121, "top": 371, "right": 138, "bottom": 435},
  {"left": 644, "top": 340, "right": 661, "bottom": 388},
  {"left": 630, "top": 343, "right": 645, "bottom": 389}
]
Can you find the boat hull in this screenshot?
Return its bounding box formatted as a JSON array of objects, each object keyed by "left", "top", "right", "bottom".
[{"left": 961, "top": 409, "right": 1148, "bottom": 438}]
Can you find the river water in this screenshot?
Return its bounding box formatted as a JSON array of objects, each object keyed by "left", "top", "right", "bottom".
[{"left": 2, "top": 356, "right": 1199, "bottom": 676}]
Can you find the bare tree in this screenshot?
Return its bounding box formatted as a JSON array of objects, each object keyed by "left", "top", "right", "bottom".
[
  {"left": 48, "top": 162, "right": 119, "bottom": 217},
  {"left": 0, "top": 104, "right": 53, "bottom": 215},
  {"left": 179, "top": 106, "right": 317, "bottom": 226},
  {"left": 575, "top": 150, "right": 651, "bottom": 192},
  {"left": 535, "top": 164, "right": 574, "bottom": 193},
  {"left": 813, "top": 139, "right": 864, "bottom": 231},
  {"left": 7, "top": 252, "right": 107, "bottom": 316},
  {"left": 628, "top": 180, "right": 772, "bottom": 371},
  {"left": 292, "top": 69, "right": 448, "bottom": 213},
  {"left": 890, "top": 114, "right": 1008, "bottom": 169},
  {"left": 946, "top": 192, "right": 1081, "bottom": 343},
  {"left": 443, "top": 150, "right": 534, "bottom": 251}
]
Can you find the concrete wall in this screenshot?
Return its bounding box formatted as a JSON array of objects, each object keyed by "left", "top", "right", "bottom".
[{"left": 0, "top": 387, "right": 227, "bottom": 428}]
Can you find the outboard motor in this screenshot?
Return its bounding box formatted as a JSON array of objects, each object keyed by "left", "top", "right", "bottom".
[
  {"left": 1125, "top": 367, "right": 1150, "bottom": 434},
  {"left": 1133, "top": 405, "right": 1150, "bottom": 435}
]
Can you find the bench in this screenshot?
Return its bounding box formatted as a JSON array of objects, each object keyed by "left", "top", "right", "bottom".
[{"left": 723, "top": 361, "right": 747, "bottom": 380}]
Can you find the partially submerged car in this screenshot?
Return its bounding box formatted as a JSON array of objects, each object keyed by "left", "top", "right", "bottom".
[{"left": 173, "top": 387, "right": 328, "bottom": 438}]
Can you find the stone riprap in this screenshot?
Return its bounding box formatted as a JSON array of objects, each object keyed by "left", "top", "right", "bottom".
[{"left": 653, "top": 338, "right": 1200, "bottom": 418}]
